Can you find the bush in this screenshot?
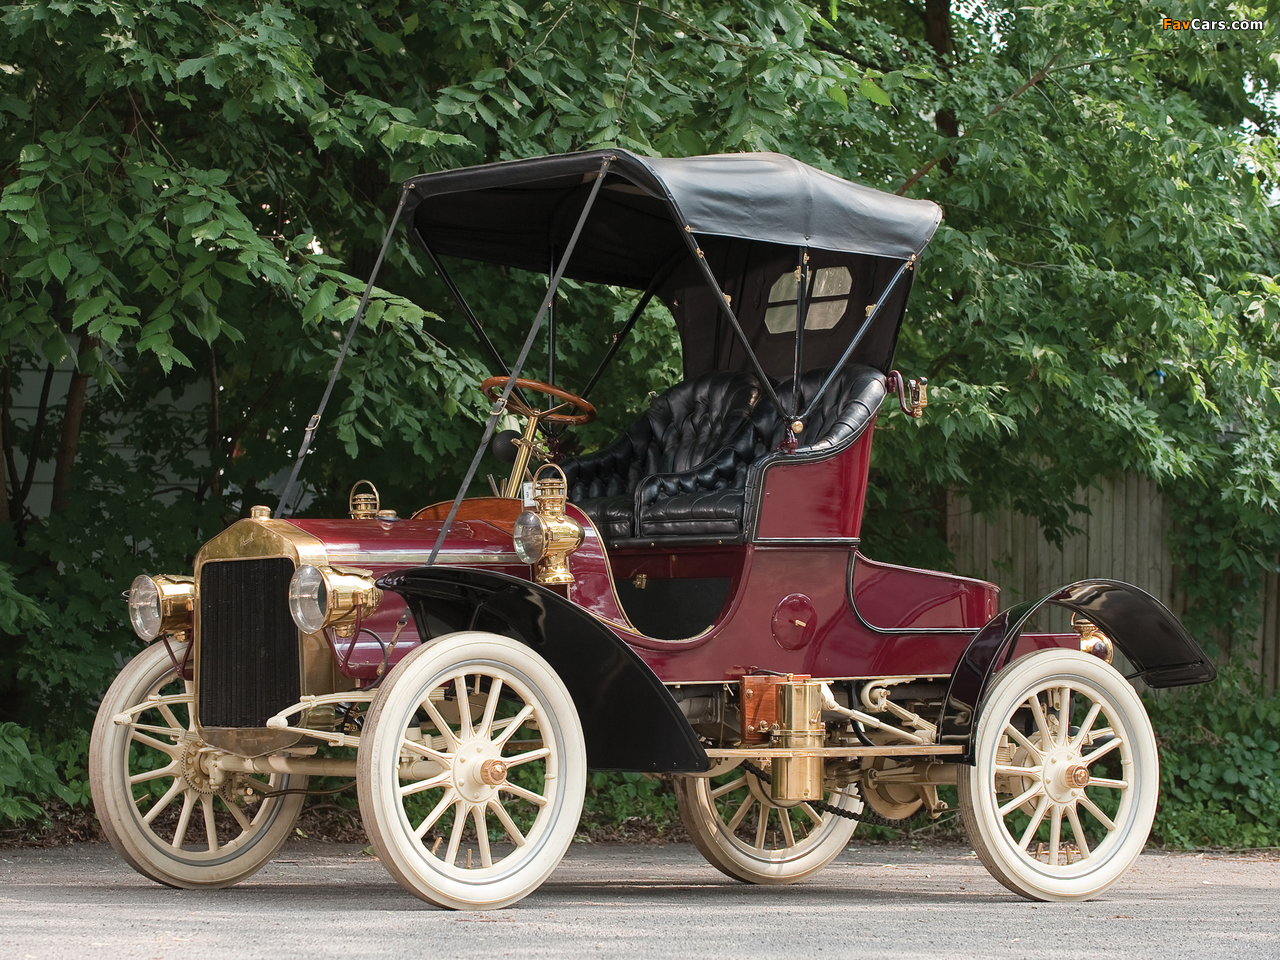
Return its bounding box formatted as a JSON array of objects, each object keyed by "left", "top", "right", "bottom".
[
  {"left": 1146, "top": 662, "right": 1280, "bottom": 849},
  {"left": 582, "top": 772, "right": 679, "bottom": 833},
  {"left": 0, "top": 723, "right": 87, "bottom": 824}
]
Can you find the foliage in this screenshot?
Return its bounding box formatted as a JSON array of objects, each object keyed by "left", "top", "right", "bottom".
[
  {"left": 1147, "top": 663, "right": 1280, "bottom": 849},
  {"left": 0, "top": 722, "right": 86, "bottom": 823},
  {"left": 857, "top": 2, "right": 1280, "bottom": 655},
  {"left": 0, "top": 0, "right": 1277, "bottom": 841},
  {"left": 583, "top": 771, "right": 679, "bottom": 831}
]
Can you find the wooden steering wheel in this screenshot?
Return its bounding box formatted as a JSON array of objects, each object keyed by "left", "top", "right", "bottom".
[{"left": 480, "top": 376, "right": 597, "bottom": 426}]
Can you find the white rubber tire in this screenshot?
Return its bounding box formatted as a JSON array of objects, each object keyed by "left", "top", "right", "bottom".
[
  {"left": 958, "top": 648, "right": 1159, "bottom": 901},
  {"left": 89, "top": 642, "right": 305, "bottom": 888},
  {"left": 357, "top": 632, "right": 586, "bottom": 910},
  {"left": 675, "top": 760, "right": 859, "bottom": 884}
]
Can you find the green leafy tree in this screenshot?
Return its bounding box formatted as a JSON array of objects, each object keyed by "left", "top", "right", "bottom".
[{"left": 0, "top": 1, "right": 1277, "bottom": 843}]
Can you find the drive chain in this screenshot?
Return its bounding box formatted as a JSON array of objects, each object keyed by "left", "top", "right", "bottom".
[{"left": 740, "top": 759, "right": 923, "bottom": 829}]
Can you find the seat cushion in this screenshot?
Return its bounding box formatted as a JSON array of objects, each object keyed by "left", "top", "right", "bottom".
[
  {"left": 637, "top": 489, "right": 745, "bottom": 538},
  {"left": 575, "top": 495, "right": 634, "bottom": 539}
]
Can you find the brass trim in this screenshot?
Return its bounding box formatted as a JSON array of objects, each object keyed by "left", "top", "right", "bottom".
[
  {"left": 325, "top": 550, "right": 522, "bottom": 565},
  {"left": 307, "top": 566, "right": 383, "bottom": 637},
  {"left": 705, "top": 745, "right": 965, "bottom": 759},
  {"left": 349, "top": 480, "right": 380, "bottom": 519},
  {"left": 193, "top": 518, "right": 333, "bottom": 756},
  {"left": 195, "top": 517, "right": 329, "bottom": 568},
  {"left": 130, "top": 574, "right": 197, "bottom": 640},
  {"left": 1072, "top": 614, "right": 1115, "bottom": 664},
  {"left": 527, "top": 464, "right": 584, "bottom": 585},
  {"left": 569, "top": 510, "right": 644, "bottom": 636},
  {"left": 752, "top": 536, "right": 861, "bottom": 546}
]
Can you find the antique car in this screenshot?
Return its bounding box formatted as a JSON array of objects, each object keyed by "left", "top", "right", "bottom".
[{"left": 89, "top": 150, "right": 1216, "bottom": 910}]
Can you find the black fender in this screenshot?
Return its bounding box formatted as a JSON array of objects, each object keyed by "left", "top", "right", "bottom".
[
  {"left": 376, "top": 566, "right": 709, "bottom": 774},
  {"left": 938, "top": 579, "right": 1216, "bottom": 762}
]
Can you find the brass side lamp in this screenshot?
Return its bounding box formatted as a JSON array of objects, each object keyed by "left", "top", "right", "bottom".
[{"left": 512, "top": 463, "right": 584, "bottom": 585}]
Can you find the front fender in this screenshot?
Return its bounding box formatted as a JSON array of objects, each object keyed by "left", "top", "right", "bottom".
[
  {"left": 377, "top": 566, "right": 709, "bottom": 774},
  {"left": 938, "top": 579, "right": 1216, "bottom": 761}
]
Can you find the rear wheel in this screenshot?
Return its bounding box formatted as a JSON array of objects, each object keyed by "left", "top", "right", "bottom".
[
  {"left": 357, "top": 632, "right": 586, "bottom": 910},
  {"left": 958, "top": 648, "right": 1158, "bottom": 901},
  {"left": 89, "top": 642, "right": 305, "bottom": 888},
  {"left": 675, "top": 760, "right": 860, "bottom": 884}
]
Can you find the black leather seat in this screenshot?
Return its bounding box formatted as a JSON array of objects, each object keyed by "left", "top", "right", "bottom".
[
  {"left": 561, "top": 371, "right": 762, "bottom": 540},
  {"left": 752, "top": 364, "right": 886, "bottom": 456}
]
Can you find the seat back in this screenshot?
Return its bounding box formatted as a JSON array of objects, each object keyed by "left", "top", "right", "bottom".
[
  {"left": 754, "top": 364, "right": 886, "bottom": 455},
  {"left": 563, "top": 370, "right": 761, "bottom": 502}
]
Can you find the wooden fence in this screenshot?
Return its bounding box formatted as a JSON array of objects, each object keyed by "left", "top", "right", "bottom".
[{"left": 946, "top": 474, "right": 1280, "bottom": 692}]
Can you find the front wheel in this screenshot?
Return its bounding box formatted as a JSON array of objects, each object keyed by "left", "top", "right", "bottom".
[
  {"left": 958, "top": 648, "right": 1159, "bottom": 901},
  {"left": 89, "top": 642, "right": 305, "bottom": 888},
  {"left": 675, "top": 760, "right": 860, "bottom": 884},
  {"left": 357, "top": 632, "right": 586, "bottom": 910}
]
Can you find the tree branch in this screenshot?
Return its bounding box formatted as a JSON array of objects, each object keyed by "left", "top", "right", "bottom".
[
  {"left": 616, "top": 4, "right": 641, "bottom": 113},
  {"left": 897, "top": 51, "right": 1062, "bottom": 196},
  {"left": 896, "top": 48, "right": 1166, "bottom": 196},
  {"left": 223, "top": 369, "right": 286, "bottom": 466},
  {"left": 808, "top": 37, "right": 890, "bottom": 74}
]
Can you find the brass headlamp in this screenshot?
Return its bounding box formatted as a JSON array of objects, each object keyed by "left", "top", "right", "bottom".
[
  {"left": 288, "top": 565, "right": 382, "bottom": 637},
  {"left": 127, "top": 574, "right": 197, "bottom": 642},
  {"left": 512, "top": 464, "right": 584, "bottom": 585}
]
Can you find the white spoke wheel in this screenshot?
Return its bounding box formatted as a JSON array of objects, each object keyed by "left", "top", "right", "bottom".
[
  {"left": 675, "top": 760, "right": 860, "bottom": 884},
  {"left": 357, "top": 632, "right": 586, "bottom": 910},
  {"left": 89, "top": 643, "right": 305, "bottom": 888},
  {"left": 958, "top": 648, "right": 1158, "bottom": 901}
]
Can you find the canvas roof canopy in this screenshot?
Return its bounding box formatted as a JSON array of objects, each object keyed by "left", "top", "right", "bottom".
[{"left": 402, "top": 149, "right": 941, "bottom": 380}]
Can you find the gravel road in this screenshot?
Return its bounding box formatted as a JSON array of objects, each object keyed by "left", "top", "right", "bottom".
[{"left": 1, "top": 840, "right": 1275, "bottom": 959}]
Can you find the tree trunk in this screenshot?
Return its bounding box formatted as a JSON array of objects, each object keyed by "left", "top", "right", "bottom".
[
  {"left": 924, "top": 0, "right": 958, "bottom": 145},
  {"left": 349, "top": 154, "right": 389, "bottom": 280},
  {"left": 50, "top": 334, "right": 98, "bottom": 514},
  {"left": 0, "top": 353, "right": 9, "bottom": 524},
  {"left": 20, "top": 363, "right": 56, "bottom": 513},
  {"left": 2, "top": 360, "right": 17, "bottom": 523},
  {"left": 206, "top": 342, "right": 221, "bottom": 502}
]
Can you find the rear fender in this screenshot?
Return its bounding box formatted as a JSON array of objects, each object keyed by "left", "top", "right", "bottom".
[
  {"left": 938, "top": 579, "right": 1216, "bottom": 762},
  {"left": 377, "top": 566, "right": 709, "bottom": 774}
]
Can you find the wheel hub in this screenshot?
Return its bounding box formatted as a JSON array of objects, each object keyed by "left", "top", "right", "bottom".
[
  {"left": 452, "top": 738, "right": 508, "bottom": 803},
  {"left": 1044, "top": 749, "right": 1089, "bottom": 803},
  {"left": 1065, "top": 763, "right": 1090, "bottom": 788}
]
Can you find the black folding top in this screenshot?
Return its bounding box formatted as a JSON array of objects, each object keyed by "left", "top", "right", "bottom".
[
  {"left": 402, "top": 149, "right": 941, "bottom": 381},
  {"left": 402, "top": 149, "right": 941, "bottom": 289}
]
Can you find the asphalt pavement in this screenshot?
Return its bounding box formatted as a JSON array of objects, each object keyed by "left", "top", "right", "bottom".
[{"left": 1, "top": 840, "right": 1276, "bottom": 959}]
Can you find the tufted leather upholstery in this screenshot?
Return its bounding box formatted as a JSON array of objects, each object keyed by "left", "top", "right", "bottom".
[
  {"left": 752, "top": 364, "right": 886, "bottom": 456},
  {"left": 561, "top": 371, "right": 762, "bottom": 539},
  {"left": 561, "top": 365, "right": 883, "bottom": 542}
]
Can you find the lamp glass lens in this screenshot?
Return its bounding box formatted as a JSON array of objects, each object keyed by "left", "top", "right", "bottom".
[
  {"left": 288, "top": 565, "right": 329, "bottom": 633},
  {"left": 513, "top": 511, "right": 547, "bottom": 563},
  {"left": 128, "top": 575, "right": 162, "bottom": 640}
]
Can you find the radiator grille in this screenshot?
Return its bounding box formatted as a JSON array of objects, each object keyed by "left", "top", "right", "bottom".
[{"left": 198, "top": 558, "right": 299, "bottom": 728}]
